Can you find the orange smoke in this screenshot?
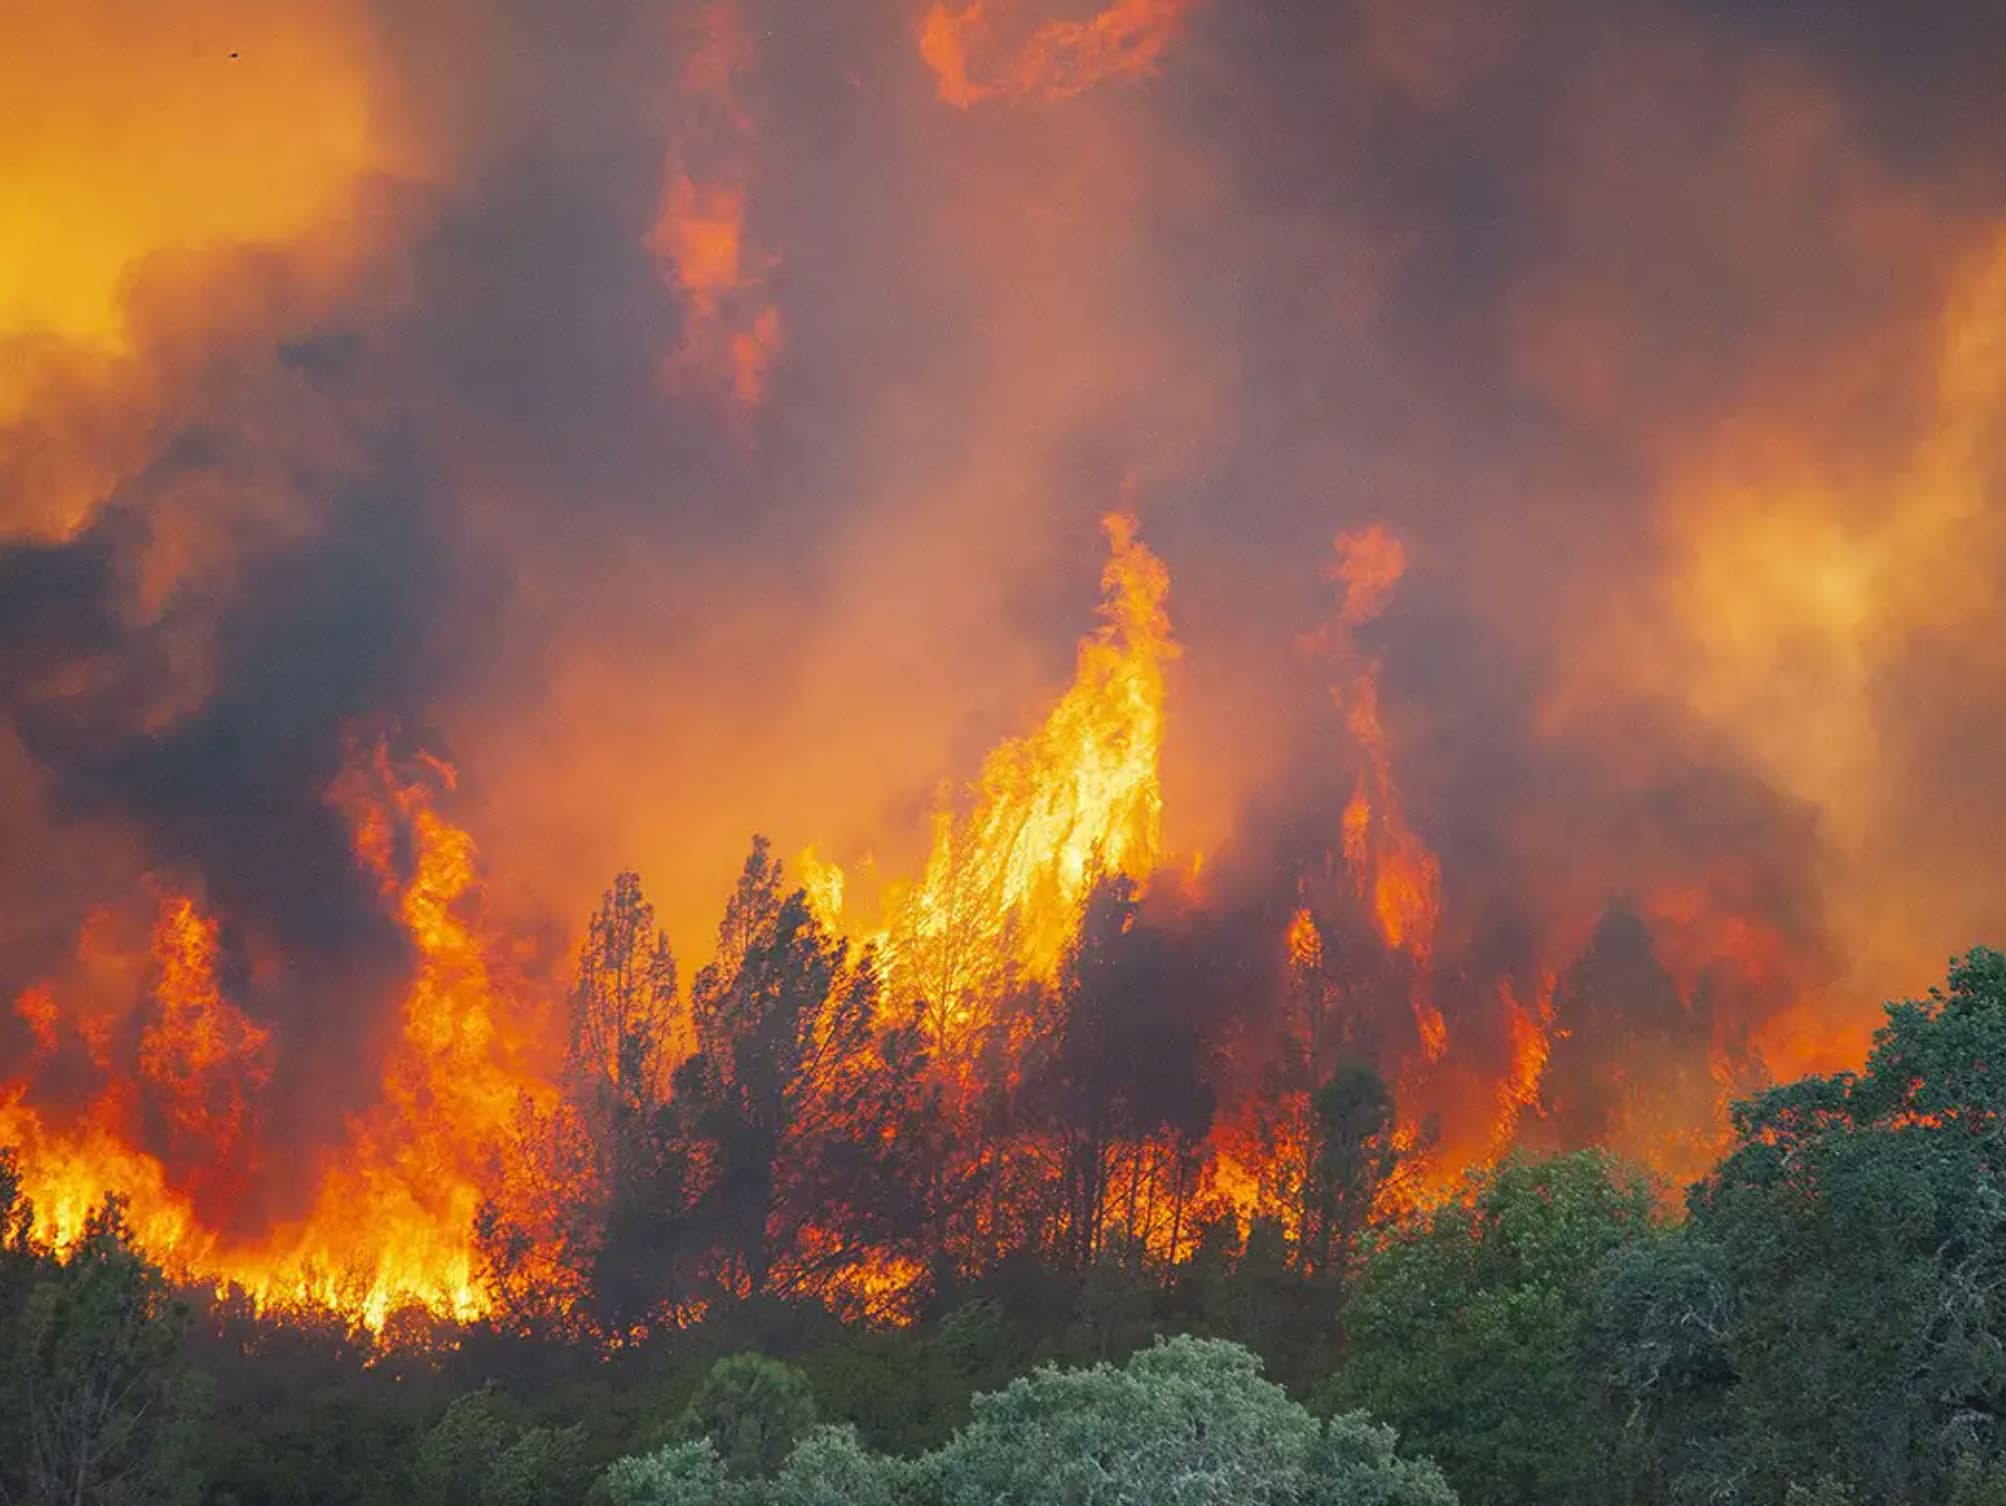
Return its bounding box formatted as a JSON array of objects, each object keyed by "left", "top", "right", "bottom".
[
  {"left": 1329, "top": 523, "right": 1408, "bottom": 628},
  {"left": 919, "top": 0, "right": 1203, "bottom": 109},
  {"left": 14, "top": 987, "right": 59, "bottom": 1055},
  {"left": 650, "top": 4, "right": 783, "bottom": 412},
  {"left": 1555, "top": 211, "right": 2006, "bottom": 1023},
  {"left": 0, "top": 0, "right": 388, "bottom": 356}
]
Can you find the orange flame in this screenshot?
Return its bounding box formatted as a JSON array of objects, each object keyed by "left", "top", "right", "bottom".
[
  {"left": 887, "top": 512, "right": 1174, "bottom": 1045},
  {"left": 136, "top": 897, "right": 273, "bottom": 1213},
  {"left": 1325, "top": 527, "right": 1447, "bottom": 1061},
  {"left": 649, "top": 4, "right": 782, "bottom": 412},
  {"left": 1286, "top": 905, "right": 1323, "bottom": 972},
  {"left": 0, "top": 1097, "right": 208, "bottom": 1262},
  {"left": 919, "top": 0, "right": 1202, "bottom": 109},
  {"left": 5, "top": 895, "right": 231, "bottom": 1259},
  {"left": 2, "top": 744, "right": 553, "bottom": 1326},
  {"left": 1490, "top": 975, "right": 1556, "bottom": 1153},
  {"left": 795, "top": 845, "right": 849, "bottom": 932},
  {"left": 293, "top": 743, "right": 553, "bottom": 1324}
]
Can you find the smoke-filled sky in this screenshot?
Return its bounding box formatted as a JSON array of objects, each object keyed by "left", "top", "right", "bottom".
[{"left": 4, "top": 0, "right": 2004, "bottom": 1154}]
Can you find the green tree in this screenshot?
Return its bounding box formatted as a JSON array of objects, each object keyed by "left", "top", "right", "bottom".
[
  {"left": 416, "top": 1387, "right": 589, "bottom": 1506},
  {"left": 602, "top": 1336, "right": 1451, "bottom": 1506},
  {"left": 929, "top": 1334, "right": 1452, "bottom": 1506},
  {"left": 2, "top": 1195, "right": 191, "bottom": 1506},
  {"left": 1658, "top": 948, "right": 2006, "bottom": 1503},
  {"left": 484, "top": 1425, "right": 590, "bottom": 1506},
  {"left": 416, "top": 1387, "right": 512, "bottom": 1506},
  {"left": 677, "top": 1353, "right": 817, "bottom": 1479},
  {"left": 765, "top": 1425, "right": 909, "bottom": 1506},
  {"left": 597, "top": 1440, "right": 746, "bottom": 1506},
  {"left": 1589, "top": 1225, "right": 1737, "bottom": 1502},
  {"left": 1326, "top": 1151, "right": 1659, "bottom": 1506}
]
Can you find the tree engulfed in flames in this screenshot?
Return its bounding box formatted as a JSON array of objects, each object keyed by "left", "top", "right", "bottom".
[
  {"left": 2, "top": 0, "right": 1986, "bottom": 1358},
  {"left": 2, "top": 743, "right": 549, "bottom": 1327},
  {"left": 884, "top": 511, "right": 1173, "bottom": 1049},
  {"left": 0, "top": 511, "right": 1832, "bottom": 1328}
]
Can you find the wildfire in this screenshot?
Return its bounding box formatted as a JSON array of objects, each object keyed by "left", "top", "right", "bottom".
[
  {"left": 294, "top": 743, "right": 553, "bottom": 1324},
  {"left": 0, "top": 501, "right": 1181, "bottom": 1324},
  {"left": 2, "top": 0, "right": 1987, "bottom": 1353},
  {"left": 0, "top": 743, "right": 551, "bottom": 1326},
  {"left": 919, "top": 0, "right": 1202, "bottom": 109},
  {"left": 885, "top": 512, "right": 1174, "bottom": 1046},
  {"left": 0, "top": 1104, "right": 209, "bottom": 1271},
  {"left": 795, "top": 846, "right": 848, "bottom": 932},
  {"left": 1323, "top": 527, "right": 1448, "bottom": 1062},
  {"left": 136, "top": 898, "right": 274, "bottom": 1215},
  {"left": 649, "top": 3, "right": 782, "bottom": 412},
  {"left": 0, "top": 500, "right": 1849, "bottom": 1324},
  {"left": 1491, "top": 976, "right": 1557, "bottom": 1154},
  {"left": 5, "top": 893, "right": 242, "bottom": 1261}
]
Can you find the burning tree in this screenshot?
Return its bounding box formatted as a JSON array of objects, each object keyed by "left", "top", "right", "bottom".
[
  {"left": 670, "top": 838, "right": 927, "bottom": 1306},
  {"left": 479, "top": 870, "right": 688, "bottom": 1334},
  {"left": 0, "top": 513, "right": 1847, "bottom": 1336}
]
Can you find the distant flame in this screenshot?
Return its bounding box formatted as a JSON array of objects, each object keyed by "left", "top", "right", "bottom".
[
  {"left": 1286, "top": 905, "right": 1322, "bottom": 972},
  {"left": 1491, "top": 975, "right": 1556, "bottom": 1153},
  {"left": 650, "top": 3, "right": 782, "bottom": 412},
  {"left": 1325, "top": 527, "right": 1446, "bottom": 1061},
  {"left": 919, "top": 0, "right": 1203, "bottom": 109}
]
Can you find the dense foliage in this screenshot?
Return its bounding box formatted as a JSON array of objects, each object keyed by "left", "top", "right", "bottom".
[
  {"left": 9, "top": 944, "right": 2006, "bottom": 1504},
  {"left": 1324, "top": 1152, "right": 1661, "bottom": 1506},
  {"left": 600, "top": 1336, "right": 1452, "bottom": 1506}
]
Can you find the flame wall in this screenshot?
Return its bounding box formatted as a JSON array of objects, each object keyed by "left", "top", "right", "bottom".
[{"left": 2, "top": 0, "right": 2004, "bottom": 1311}]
